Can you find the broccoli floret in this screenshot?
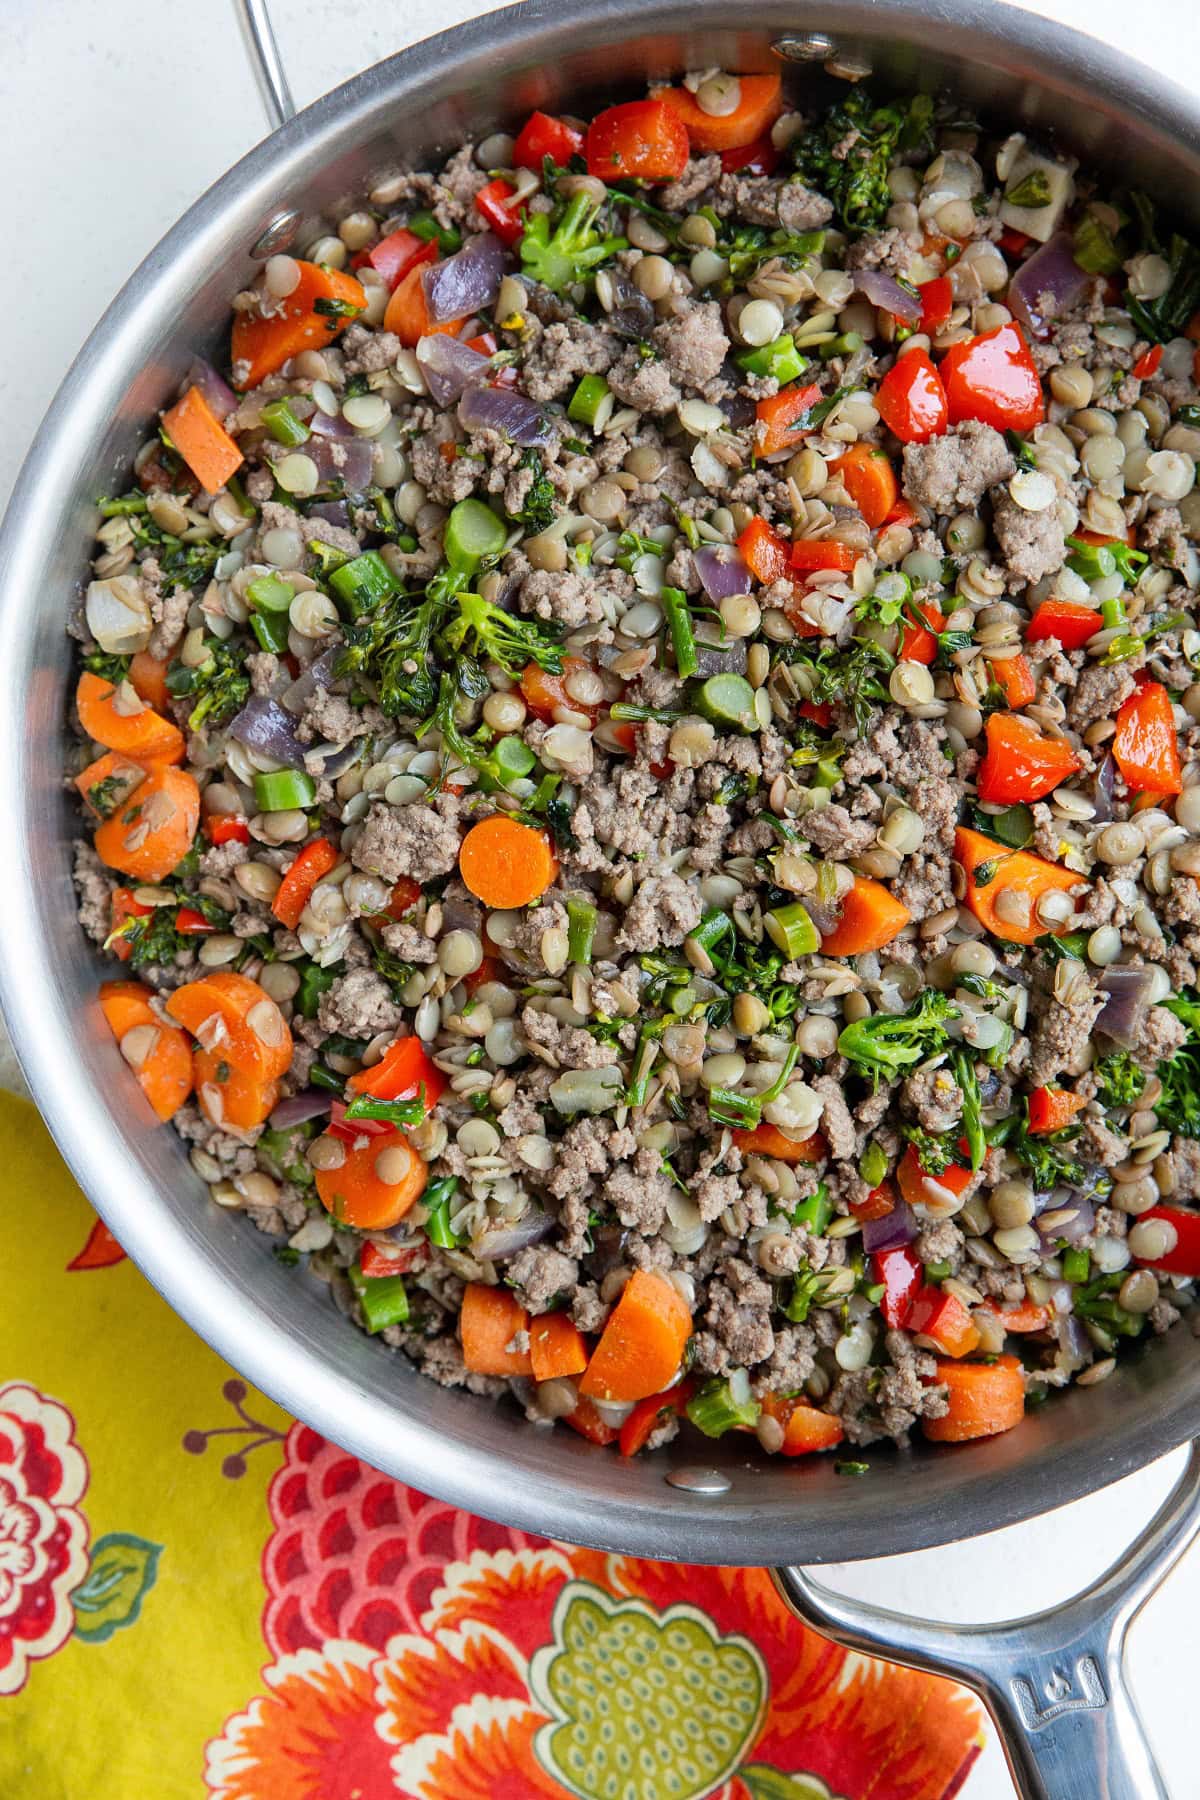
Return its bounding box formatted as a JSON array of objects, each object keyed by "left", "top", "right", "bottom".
[
  {"left": 724, "top": 225, "right": 825, "bottom": 283},
  {"left": 166, "top": 638, "right": 250, "bottom": 731},
  {"left": 1126, "top": 195, "right": 1200, "bottom": 344},
  {"left": 509, "top": 448, "right": 557, "bottom": 532},
  {"left": 442, "top": 590, "right": 564, "bottom": 679},
  {"left": 1156, "top": 992, "right": 1200, "bottom": 1139},
  {"left": 838, "top": 991, "right": 958, "bottom": 1085},
  {"left": 901, "top": 1125, "right": 959, "bottom": 1175},
  {"left": 1010, "top": 1105, "right": 1086, "bottom": 1191},
  {"left": 336, "top": 584, "right": 452, "bottom": 720},
  {"left": 792, "top": 88, "right": 934, "bottom": 234},
  {"left": 519, "top": 190, "right": 628, "bottom": 294},
  {"left": 81, "top": 650, "right": 132, "bottom": 686},
  {"left": 1095, "top": 1051, "right": 1148, "bottom": 1109}
]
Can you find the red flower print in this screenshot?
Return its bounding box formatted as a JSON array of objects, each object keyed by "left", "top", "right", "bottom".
[{"left": 0, "top": 1382, "right": 89, "bottom": 1695}]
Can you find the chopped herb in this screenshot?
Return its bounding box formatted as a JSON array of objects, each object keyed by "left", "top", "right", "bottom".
[
  {"left": 81, "top": 650, "right": 131, "bottom": 686},
  {"left": 966, "top": 801, "right": 1034, "bottom": 850},
  {"left": 792, "top": 88, "right": 934, "bottom": 233},
  {"left": 1095, "top": 1051, "right": 1147, "bottom": 1109},
  {"left": 1126, "top": 195, "right": 1200, "bottom": 344},
  {"left": 1156, "top": 992, "right": 1200, "bottom": 1139}
]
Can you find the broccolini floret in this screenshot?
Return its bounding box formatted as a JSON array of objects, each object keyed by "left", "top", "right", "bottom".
[
  {"left": 792, "top": 88, "right": 934, "bottom": 234},
  {"left": 166, "top": 638, "right": 250, "bottom": 731},
  {"left": 1095, "top": 1051, "right": 1148, "bottom": 1109},
  {"left": 519, "top": 190, "right": 627, "bottom": 293},
  {"left": 838, "top": 991, "right": 958, "bottom": 1084},
  {"left": 1156, "top": 992, "right": 1200, "bottom": 1139},
  {"left": 442, "top": 590, "right": 564, "bottom": 679}
]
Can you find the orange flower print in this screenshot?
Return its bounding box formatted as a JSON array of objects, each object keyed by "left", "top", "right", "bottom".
[{"left": 0, "top": 1382, "right": 89, "bottom": 1695}]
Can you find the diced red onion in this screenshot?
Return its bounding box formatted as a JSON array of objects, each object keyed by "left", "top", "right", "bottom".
[
  {"left": 1054, "top": 1308, "right": 1091, "bottom": 1366},
  {"left": 186, "top": 356, "right": 238, "bottom": 422},
  {"left": 1095, "top": 967, "right": 1157, "bottom": 1047},
  {"left": 308, "top": 434, "right": 375, "bottom": 493},
  {"left": 693, "top": 638, "right": 748, "bottom": 677},
  {"left": 720, "top": 392, "right": 757, "bottom": 429},
  {"left": 1006, "top": 234, "right": 1091, "bottom": 340},
  {"left": 602, "top": 271, "right": 656, "bottom": 340},
  {"left": 424, "top": 232, "right": 506, "bottom": 324},
  {"left": 695, "top": 545, "right": 752, "bottom": 603},
  {"left": 416, "top": 333, "right": 494, "bottom": 406},
  {"left": 281, "top": 671, "right": 315, "bottom": 714},
  {"left": 854, "top": 270, "right": 922, "bottom": 326},
  {"left": 803, "top": 894, "right": 841, "bottom": 936},
  {"left": 1038, "top": 1196, "right": 1094, "bottom": 1248},
  {"left": 861, "top": 1199, "right": 918, "bottom": 1253},
  {"left": 228, "top": 695, "right": 307, "bottom": 769},
  {"left": 1092, "top": 752, "right": 1117, "bottom": 824},
  {"left": 472, "top": 1210, "right": 555, "bottom": 1262},
  {"left": 311, "top": 648, "right": 341, "bottom": 688},
  {"left": 269, "top": 1090, "right": 333, "bottom": 1129},
  {"left": 310, "top": 409, "right": 353, "bottom": 440},
  {"left": 312, "top": 739, "right": 365, "bottom": 779},
  {"left": 458, "top": 384, "right": 554, "bottom": 447}
]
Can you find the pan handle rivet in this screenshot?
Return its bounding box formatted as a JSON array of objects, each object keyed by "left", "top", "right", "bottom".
[
  {"left": 665, "top": 1466, "right": 732, "bottom": 1495},
  {"left": 250, "top": 210, "right": 302, "bottom": 259},
  {"left": 772, "top": 33, "right": 836, "bottom": 61}
]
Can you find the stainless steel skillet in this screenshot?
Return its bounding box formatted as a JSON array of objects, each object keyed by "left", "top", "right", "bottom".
[{"left": 1, "top": 3, "right": 1199, "bottom": 1790}]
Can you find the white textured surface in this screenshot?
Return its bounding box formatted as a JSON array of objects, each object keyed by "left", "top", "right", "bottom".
[{"left": 2, "top": 4, "right": 1197, "bottom": 1793}]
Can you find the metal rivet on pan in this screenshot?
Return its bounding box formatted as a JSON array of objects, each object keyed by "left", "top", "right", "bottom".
[
  {"left": 772, "top": 33, "right": 836, "bottom": 62},
  {"left": 665, "top": 1466, "right": 732, "bottom": 1495},
  {"left": 250, "top": 210, "right": 301, "bottom": 259}
]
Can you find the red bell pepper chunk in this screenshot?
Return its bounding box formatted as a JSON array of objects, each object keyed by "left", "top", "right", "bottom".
[
  {"left": 798, "top": 700, "right": 833, "bottom": 728},
  {"left": 736, "top": 516, "right": 791, "bottom": 585},
  {"left": 271, "top": 837, "right": 340, "bottom": 932},
  {"left": 873, "top": 1245, "right": 925, "bottom": 1329},
  {"left": 1027, "top": 1085, "right": 1087, "bottom": 1134},
  {"left": 347, "top": 1034, "right": 448, "bottom": 1108},
  {"left": 851, "top": 1182, "right": 896, "bottom": 1224},
  {"left": 359, "top": 1241, "right": 427, "bottom": 1278},
  {"left": 512, "top": 110, "right": 585, "bottom": 170},
  {"left": 940, "top": 321, "right": 1045, "bottom": 432},
  {"left": 564, "top": 1396, "right": 621, "bottom": 1446},
  {"left": 619, "top": 1381, "right": 695, "bottom": 1457},
  {"left": 875, "top": 348, "right": 949, "bottom": 444},
  {"left": 917, "top": 275, "right": 954, "bottom": 334},
  {"left": 367, "top": 230, "right": 437, "bottom": 292},
  {"left": 207, "top": 814, "right": 251, "bottom": 846},
  {"left": 719, "top": 135, "right": 781, "bottom": 177},
  {"left": 328, "top": 1098, "right": 393, "bottom": 1142},
  {"left": 387, "top": 876, "right": 422, "bottom": 920},
  {"left": 463, "top": 953, "right": 503, "bottom": 995},
  {"left": 895, "top": 1144, "right": 973, "bottom": 1215},
  {"left": 760, "top": 1394, "right": 845, "bottom": 1456},
  {"left": 755, "top": 382, "right": 826, "bottom": 457},
  {"left": 998, "top": 226, "right": 1033, "bottom": 256},
  {"left": 474, "top": 178, "right": 526, "bottom": 246},
  {"left": 884, "top": 497, "right": 920, "bottom": 530},
  {"left": 906, "top": 1287, "right": 981, "bottom": 1358},
  {"left": 1026, "top": 598, "right": 1104, "bottom": 651},
  {"left": 108, "top": 887, "right": 154, "bottom": 961},
  {"left": 1112, "top": 679, "right": 1182, "bottom": 797},
  {"left": 790, "top": 538, "right": 859, "bottom": 574},
  {"left": 174, "top": 907, "right": 214, "bottom": 935},
  {"left": 975, "top": 712, "right": 1080, "bottom": 805},
  {"left": 1131, "top": 1207, "right": 1200, "bottom": 1277},
  {"left": 978, "top": 1298, "right": 1052, "bottom": 1334},
  {"left": 899, "top": 600, "right": 946, "bottom": 665},
  {"left": 1132, "top": 344, "right": 1163, "bottom": 380},
  {"left": 992, "top": 652, "right": 1037, "bottom": 710},
  {"left": 585, "top": 99, "right": 689, "bottom": 182}
]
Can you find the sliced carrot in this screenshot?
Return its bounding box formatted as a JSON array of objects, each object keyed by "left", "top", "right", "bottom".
[
  {"left": 756, "top": 382, "right": 824, "bottom": 458},
  {"left": 760, "top": 1394, "right": 845, "bottom": 1456},
  {"left": 819, "top": 876, "right": 911, "bottom": 957},
  {"left": 529, "top": 1312, "right": 589, "bottom": 1381},
  {"left": 829, "top": 444, "right": 898, "bottom": 529},
  {"left": 978, "top": 1299, "right": 1052, "bottom": 1334},
  {"left": 94, "top": 765, "right": 200, "bottom": 882},
  {"left": 166, "top": 970, "right": 293, "bottom": 1082},
  {"left": 161, "top": 385, "right": 243, "bottom": 493},
  {"left": 98, "top": 979, "right": 193, "bottom": 1122},
  {"left": 923, "top": 1355, "right": 1025, "bottom": 1443},
  {"left": 193, "top": 1046, "right": 279, "bottom": 1131},
  {"left": 459, "top": 815, "right": 558, "bottom": 909},
  {"left": 460, "top": 1283, "right": 533, "bottom": 1375},
  {"left": 74, "top": 750, "right": 145, "bottom": 819},
  {"left": 992, "top": 652, "right": 1037, "bottom": 710},
  {"left": 128, "top": 649, "right": 172, "bottom": 712},
  {"left": 653, "top": 74, "right": 783, "bottom": 154},
  {"left": 314, "top": 1127, "right": 427, "bottom": 1231},
  {"left": 1027, "top": 1085, "right": 1087, "bottom": 1133},
  {"left": 955, "top": 825, "right": 1082, "bottom": 947},
  {"left": 732, "top": 1124, "right": 827, "bottom": 1165},
  {"left": 579, "top": 1270, "right": 692, "bottom": 1404},
  {"left": 271, "top": 837, "right": 340, "bottom": 931},
  {"left": 384, "top": 261, "right": 466, "bottom": 347},
  {"left": 76, "top": 671, "right": 184, "bottom": 765},
  {"left": 231, "top": 261, "right": 367, "bottom": 388}
]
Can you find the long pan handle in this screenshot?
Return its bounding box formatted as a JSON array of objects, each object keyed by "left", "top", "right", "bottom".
[
  {"left": 235, "top": 0, "right": 297, "bottom": 129},
  {"left": 774, "top": 1443, "right": 1200, "bottom": 1800}
]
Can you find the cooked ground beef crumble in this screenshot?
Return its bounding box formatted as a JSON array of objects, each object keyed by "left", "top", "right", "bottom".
[{"left": 71, "top": 74, "right": 1200, "bottom": 1460}]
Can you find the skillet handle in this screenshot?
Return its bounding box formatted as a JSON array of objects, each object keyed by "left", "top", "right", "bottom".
[
  {"left": 235, "top": 0, "right": 297, "bottom": 129},
  {"left": 774, "top": 1442, "right": 1200, "bottom": 1800}
]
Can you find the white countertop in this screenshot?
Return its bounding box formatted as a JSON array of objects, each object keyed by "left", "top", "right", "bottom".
[{"left": 2, "top": 4, "right": 1197, "bottom": 1792}]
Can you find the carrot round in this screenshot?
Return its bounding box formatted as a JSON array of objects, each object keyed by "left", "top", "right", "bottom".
[
  {"left": 231, "top": 261, "right": 367, "bottom": 389},
  {"left": 161, "top": 385, "right": 243, "bottom": 493},
  {"left": 74, "top": 750, "right": 145, "bottom": 819},
  {"left": 819, "top": 876, "right": 911, "bottom": 957},
  {"left": 829, "top": 444, "right": 898, "bottom": 529},
  {"left": 193, "top": 1046, "right": 279, "bottom": 1132},
  {"left": 579, "top": 1270, "right": 692, "bottom": 1404},
  {"left": 529, "top": 1311, "right": 589, "bottom": 1382},
  {"left": 315, "top": 1128, "right": 428, "bottom": 1231},
  {"left": 128, "top": 649, "right": 172, "bottom": 712},
  {"left": 653, "top": 74, "right": 782, "bottom": 153},
  {"left": 98, "top": 979, "right": 194, "bottom": 1122},
  {"left": 166, "top": 970, "right": 293, "bottom": 1083},
  {"left": 460, "top": 1283, "right": 533, "bottom": 1376},
  {"left": 955, "top": 825, "right": 1082, "bottom": 946},
  {"left": 732, "top": 1124, "right": 828, "bottom": 1165},
  {"left": 384, "top": 262, "right": 465, "bottom": 347},
  {"left": 923, "top": 1355, "right": 1026, "bottom": 1443},
  {"left": 76, "top": 671, "right": 184, "bottom": 764},
  {"left": 459, "top": 815, "right": 558, "bottom": 909},
  {"left": 93, "top": 765, "right": 200, "bottom": 882}
]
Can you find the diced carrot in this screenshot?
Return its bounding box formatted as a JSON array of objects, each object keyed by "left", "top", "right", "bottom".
[
  {"left": 193, "top": 1046, "right": 279, "bottom": 1131},
  {"left": 760, "top": 1394, "right": 845, "bottom": 1456},
  {"left": 923, "top": 1355, "right": 1025, "bottom": 1442},
  {"left": 619, "top": 1381, "right": 695, "bottom": 1457},
  {"left": 829, "top": 444, "right": 898, "bottom": 529},
  {"left": 895, "top": 1144, "right": 972, "bottom": 1214},
  {"left": 459, "top": 815, "right": 558, "bottom": 909},
  {"left": 906, "top": 1286, "right": 981, "bottom": 1358},
  {"left": 756, "top": 382, "right": 824, "bottom": 458},
  {"left": 460, "top": 1283, "right": 533, "bottom": 1375},
  {"left": 161, "top": 385, "right": 243, "bottom": 493},
  {"left": 731, "top": 1124, "right": 827, "bottom": 1165},
  {"left": 819, "top": 876, "right": 911, "bottom": 957},
  {"left": 128, "top": 649, "right": 172, "bottom": 712},
  {"left": 271, "top": 837, "right": 340, "bottom": 930},
  {"left": 978, "top": 1300, "right": 1052, "bottom": 1334},
  {"left": 520, "top": 656, "right": 599, "bottom": 722},
  {"left": 231, "top": 261, "right": 367, "bottom": 388},
  {"left": 850, "top": 1181, "right": 896, "bottom": 1224},
  {"left": 74, "top": 751, "right": 145, "bottom": 819},
  {"left": 384, "top": 261, "right": 465, "bottom": 347},
  {"left": 347, "top": 1034, "right": 448, "bottom": 1108},
  {"left": 314, "top": 1127, "right": 428, "bottom": 1231},
  {"left": 166, "top": 970, "right": 293, "bottom": 1083},
  {"left": 76, "top": 671, "right": 184, "bottom": 765},
  {"left": 93, "top": 765, "right": 200, "bottom": 882},
  {"left": 98, "top": 979, "right": 194, "bottom": 1122},
  {"left": 579, "top": 1270, "right": 692, "bottom": 1404},
  {"left": 955, "top": 825, "right": 1083, "bottom": 947},
  {"left": 529, "top": 1312, "right": 590, "bottom": 1382},
  {"left": 898, "top": 601, "right": 946, "bottom": 665},
  {"left": 992, "top": 652, "right": 1037, "bottom": 710},
  {"left": 1027, "top": 1085, "right": 1087, "bottom": 1133},
  {"left": 653, "top": 74, "right": 782, "bottom": 153}
]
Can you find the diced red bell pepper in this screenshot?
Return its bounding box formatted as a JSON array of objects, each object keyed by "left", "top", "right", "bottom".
[
  {"left": 975, "top": 712, "right": 1080, "bottom": 805},
  {"left": 992, "top": 653, "right": 1037, "bottom": 710},
  {"left": 1026, "top": 598, "right": 1104, "bottom": 651},
  {"left": 474, "top": 178, "right": 526, "bottom": 246},
  {"left": 174, "top": 907, "right": 214, "bottom": 935},
  {"left": 512, "top": 110, "right": 585, "bottom": 170},
  {"left": 790, "top": 538, "right": 859, "bottom": 574},
  {"left": 327, "top": 1098, "right": 393, "bottom": 1142},
  {"left": 884, "top": 497, "right": 920, "bottom": 531},
  {"left": 347, "top": 1034, "right": 448, "bottom": 1108},
  {"left": 798, "top": 700, "right": 833, "bottom": 728},
  {"left": 719, "top": 135, "right": 781, "bottom": 177},
  {"left": 359, "top": 1241, "right": 427, "bottom": 1278},
  {"left": 755, "top": 382, "right": 826, "bottom": 458},
  {"left": 387, "top": 876, "right": 422, "bottom": 920},
  {"left": 271, "top": 837, "right": 340, "bottom": 932},
  {"left": 876, "top": 348, "right": 949, "bottom": 444},
  {"left": 108, "top": 888, "right": 154, "bottom": 961},
  {"left": 759, "top": 1394, "right": 845, "bottom": 1456},
  {"left": 585, "top": 98, "right": 689, "bottom": 182},
  {"left": 1132, "top": 345, "right": 1163, "bottom": 381},
  {"left": 917, "top": 275, "right": 954, "bottom": 335},
  {"left": 619, "top": 1381, "right": 695, "bottom": 1457},
  {"left": 851, "top": 1181, "right": 896, "bottom": 1224},
  {"left": 998, "top": 226, "right": 1033, "bottom": 257},
  {"left": 207, "top": 814, "right": 251, "bottom": 846},
  {"left": 899, "top": 601, "right": 946, "bottom": 665},
  {"left": 780, "top": 596, "right": 824, "bottom": 641},
  {"left": 895, "top": 1144, "right": 973, "bottom": 1215},
  {"left": 872, "top": 1244, "right": 924, "bottom": 1329},
  {"left": 463, "top": 953, "right": 502, "bottom": 995},
  {"left": 564, "top": 1396, "right": 621, "bottom": 1446},
  {"left": 1028, "top": 1085, "right": 1087, "bottom": 1134},
  {"left": 464, "top": 330, "right": 518, "bottom": 388},
  {"left": 906, "top": 1287, "right": 981, "bottom": 1358},
  {"left": 736, "top": 516, "right": 791, "bottom": 586},
  {"left": 940, "top": 321, "right": 1044, "bottom": 432},
  {"left": 1112, "top": 679, "right": 1182, "bottom": 797},
  {"left": 367, "top": 230, "right": 437, "bottom": 292},
  {"left": 978, "top": 1298, "right": 1052, "bottom": 1334},
  {"left": 1130, "top": 1207, "right": 1200, "bottom": 1277}
]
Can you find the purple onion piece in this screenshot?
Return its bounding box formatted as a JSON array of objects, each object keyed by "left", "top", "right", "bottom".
[
  {"left": 854, "top": 270, "right": 922, "bottom": 326},
  {"left": 1039, "top": 1196, "right": 1095, "bottom": 1248},
  {"left": 186, "top": 356, "right": 238, "bottom": 422},
  {"left": 861, "top": 1199, "right": 918, "bottom": 1253},
  {"left": 1006, "top": 234, "right": 1090, "bottom": 339},
  {"left": 603, "top": 271, "right": 656, "bottom": 340},
  {"left": 692, "top": 638, "right": 748, "bottom": 677},
  {"left": 416, "top": 333, "right": 494, "bottom": 406},
  {"left": 308, "top": 434, "right": 375, "bottom": 494},
  {"left": 308, "top": 500, "right": 351, "bottom": 531},
  {"left": 804, "top": 894, "right": 841, "bottom": 937},
  {"left": 311, "top": 648, "right": 341, "bottom": 689},
  {"left": 1092, "top": 752, "right": 1117, "bottom": 824},
  {"left": 269, "top": 1089, "right": 334, "bottom": 1130},
  {"left": 471, "top": 1210, "right": 555, "bottom": 1262},
  {"left": 694, "top": 545, "right": 752, "bottom": 603},
  {"left": 720, "top": 392, "right": 757, "bottom": 429},
  {"left": 1094, "top": 966, "right": 1157, "bottom": 1048},
  {"left": 424, "top": 232, "right": 505, "bottom": 324},
  {"left": 458, "top": 383, "right": 554, "bottom": 447},
  {"left": 228, "top": 695, "right": 308, "bottom": 769},
  {"left": 314, "top": 739, "right": 366, "bottom": 779},
  {"left": 310, "top": 409, "right": 353, "bottom": 440}
]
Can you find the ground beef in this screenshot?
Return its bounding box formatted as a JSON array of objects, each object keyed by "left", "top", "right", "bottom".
[
  {"left": 1026, "top": 977, "right": 1104, "bottom": 1086},
  {"left": 602, "top": 1157, "right": 674, "bottom": 1233},
  {"left": 147, "top": 586, "right": 190, "bottom": 660},
  {"left": 74, "top": 842, "right": 113, "bottom": 944},
  {"left": 1170, "top": 1139, "right": 1200, "bottom": 1201},
  {"left": 903, "top": 1066, "right": 963, "bottom": 1134},
  {"left": 652, "top": 303, "right": 730, "bottom": 389},
  {"left": 796, "top": 804, "right": 877, "bottom": 858},
  {"left": 901, "top": 420, "right": 1014, "bottom": 514},
  {"left": 521, "top": 320, "right": 619, "bottom": 403},
  {"left": 606, "top": 346, "right": 682, "bottom": 415},
  {"left": 618, "top": 874, "right": 702, "bottom": 951},
  {"left": 1067, "top": 662, "right": 1138, "bottom": 731},
  {"left": 317, "top": 968, "right": 402, "bottom": 1039},
  {"left": 992, "top": 493, "right": 1067, "bottom": 586},
  {"left": 812, "top": 1077, "right": 856, "bottom": 1161},
  {"left": 916, "top": 1219, "right": 963, "bottom": 1265},
  {"left": 522, "top": 1005, "right": 619, "bottom": 1070},
  {"left": 658, "top": 155, "right": 722, "bottom": 211},
  {"left": 1078, "top": 1115, "right": 1129, "bottom": 1169},
  {"left": 700, "top": 1258, "right": 775, "bottom": 1369},
  {"left": 1139, "top": 1005, "right": 1188, "bottom": 1062},
  {"left": 507, "top": 1244, "right": 579, "bottom": 1313},
  {"left": 350, "top": 802, "right": 460, "bottom": 885},
  {"left": 520, "top": 566, "right": 610, "bottom": 627}
]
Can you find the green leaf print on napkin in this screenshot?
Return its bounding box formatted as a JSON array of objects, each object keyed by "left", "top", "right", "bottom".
[{"left": 72, "top": 1532, "right": 162, "bottom": 1644}]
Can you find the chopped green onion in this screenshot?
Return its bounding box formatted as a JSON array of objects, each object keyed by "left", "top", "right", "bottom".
[
  {"left": 261, "top": 398, "right": 311, "bottom": 446},
  {"left": 253, "top": 770, "right": 316, "bottom": 812},
  {"left": 859, "top": 1141, "right": 888, "bottom": 1189},
  {"left": 685, "top": 1371, "right": 760, "bottom": 1438},
  {"left": 443, "top": 497, "right": 508, "bottom": 572},
  {"left": 1061, "top": 1247, "right": 1091, "bottom": 1284},
  {"left": 661, "top": 585, "right": 698, "bottom": 680},
  {"left": 763, "top": 902, "right": 819, "bottom": 960},
  {"left": 784, "top": 1267, "right": 821, "bottom": 1323},
  {"left": 224, "top": 473, "right": 257, "bottom": 517},
  {"left": 693, "top": 672, "right": 756, "bottom": 730},
  {"left": 566, "top": 896, "right": 597, "bottom": 965},
  {"left": 789, "top": 1184, "right": 832, "bottom": 1234},
  {"left": 349, "top": 1264, "right": 410, "bottom": 1333},
  {"left": 250, "top": 610, "right": 290, "bottom": 654},
  {"left": 344, "top": 1091, "right": 427, "bottom": 1127},
  {"left": 1101, "top": 596, "right": 1127, "bottom": 630},
  {"left": 609, "top": 701, "right": 683, "bottom": 724},
  {"left": 1073, "top": 212, "right": 1124, "bottom": 275},
  {"left": 736, "top": 335, "right": 808, "bottom": 383},
  {"left": 567, "top": 374, "right": 612, "bottom": 427},
  {"left": 1065, "top": 539, "right": 1115, "bottom": 583},
  {"left": 328, "top": 549, "right": 402, "bottom": 618},
  {"left": 834, "top": 1460, "right": 870, "bottom": 1477},
  {"left": 246, "top": 572, "right": 295, "bottom": 614},
  {"left": 407, "top": 210, "right": 461, "bottom": 254},
  {"left": 296, "top": 961, "right": 337, "bottom": 1019},
  {"left": 308, "top": 1062, "right": 344, "bottom": 1093}
]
